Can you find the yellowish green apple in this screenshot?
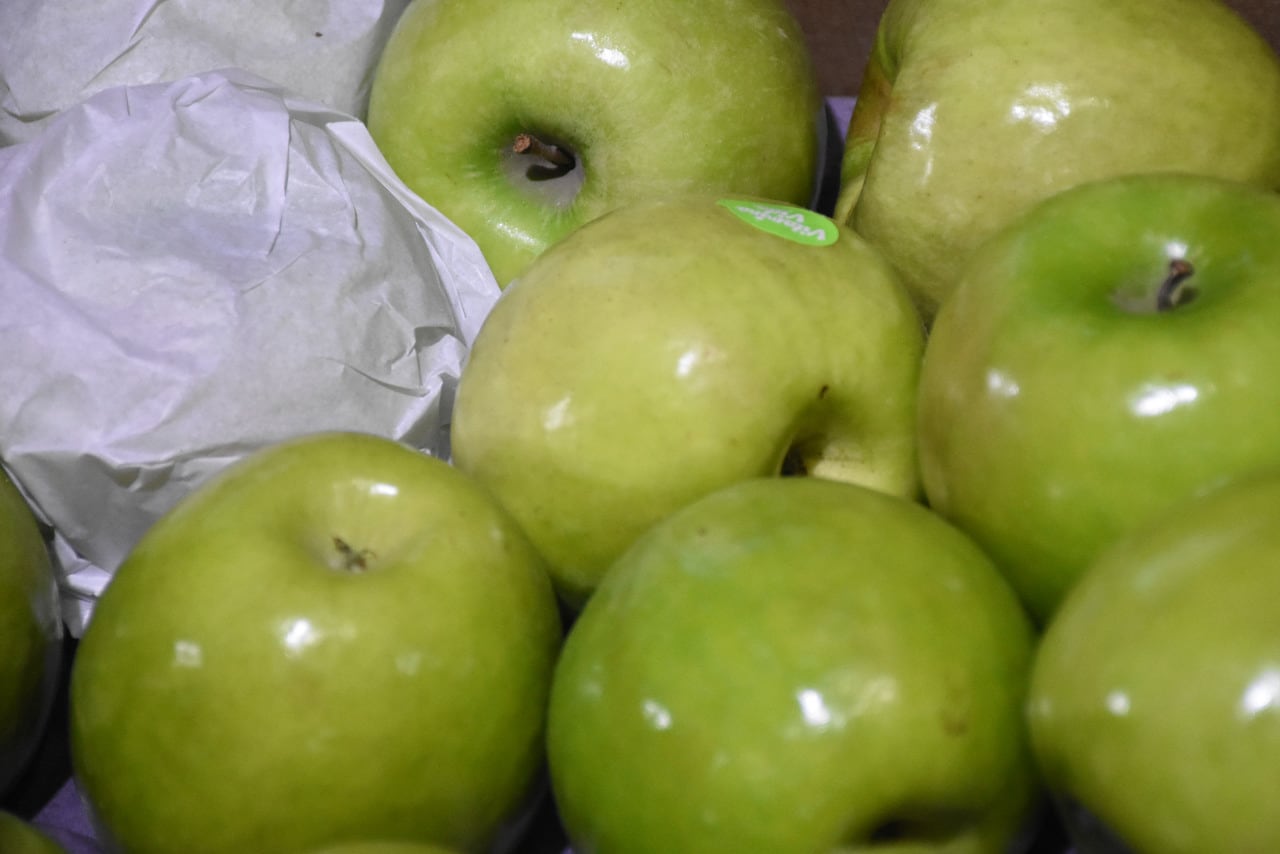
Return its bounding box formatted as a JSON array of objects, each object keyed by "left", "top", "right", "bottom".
[
  {"left": 451, "top": 195, "right": 924, "bottom": 607},
  {"left": 0, "top": 811, "right": 68, "bottom": 854},
  {"left": 837, "top": 0, "right": 1280, "bottom": 319},
  {"left": 0, "top": 468, "right": 62, "bottom": 798},
  {"left": 307, "top": 843, "right": 462, "bottom": 854},
  {"left": 919, "top": 173, "right": 1280, "bottom": 623},
  {"left": 70, "top": 432, "right": 562, "bottom": 854},
  {"left": 1028, "top": 470, "right": 1280, "bottom": 853},
  {"left": 548, "top": 477, "right": 1041, "bottom": 853},
  {"left": 367, "top": 0, "right": 824, "bottom": 286}
]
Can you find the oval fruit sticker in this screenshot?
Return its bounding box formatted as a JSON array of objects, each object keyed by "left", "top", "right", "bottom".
[{"left": 717, "top": 199, "right": 839, "bottom": 247}]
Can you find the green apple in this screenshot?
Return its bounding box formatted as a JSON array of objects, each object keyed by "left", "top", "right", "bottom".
[
  {"left": 547, "top": 476, "right": 1041, "bottom": 853},
  {"left": 451, "top": 195, "right": 924, "bottom": 607},
  {"left": 307, "top": 843, "right": 462, "bottom": 854},
  {"left": 1027, "top": 469, "right": 1280, "bottom": 853},
  {"left": 919, "top": 173, "right": 1280, "bottom": 623},
  {"left": 366, "top": 0, "right": 823, "bottom": 286},
  {"left": 0, "top": 468, "right": 63, "bottom": 798},
  {"left": 69, "top": 432, "right": 562, "bottom": 854},
  {"left": 0, "top": 811, "right": 68, "bottom": 854},
  {"left": 835, "top": 0, "right": 1280, "bottom": 320}
]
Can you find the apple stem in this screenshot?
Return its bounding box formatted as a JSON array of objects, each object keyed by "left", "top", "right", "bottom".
[
  {"left": 512, "top": 133, "right": 575, "bottom": 170},
  {"left": 1156, "top": 258, "right": 1196, "bottom": 311},
  {"left": 332, "top": 536, "right": 372, "bottom": 573}
]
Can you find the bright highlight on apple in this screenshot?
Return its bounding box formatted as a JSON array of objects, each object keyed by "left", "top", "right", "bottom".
[
  {"left": 367, "top": 0, "right": 826, "bottom": 286},
  {"left": 451, "top": 194, "right": 924, "bottom": 607}
]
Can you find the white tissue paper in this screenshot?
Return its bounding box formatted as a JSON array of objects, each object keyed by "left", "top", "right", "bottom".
[
  {"left": 0, "top": 68, "right": 502, "bottom": 635},
  {"left": 0, "top": 0, "right": 411, "bottom": 146}
]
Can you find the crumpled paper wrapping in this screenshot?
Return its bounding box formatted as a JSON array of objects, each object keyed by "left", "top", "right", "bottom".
[
  {"left": 0, "top": 68, "right": 501, "bottom": 635},
  {"left": 0, "top": 0, "right": 411, "bottom": 146}
]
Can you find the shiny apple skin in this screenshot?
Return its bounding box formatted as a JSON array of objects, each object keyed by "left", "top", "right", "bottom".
[
  {"left": 919, "top": 174, "right": 1280, "bottom": 623},
  {"left": 1028, "top": 470, "right": 1280, "bottom": 853},
  {"left": 367, "top": 0, "right": 822, "bottom": 286},
  {"left": 69, "top": 432, "right": 562, "bottom": 854},
  {"left": 0, "top": 468, "right": 63, "bottom": 798},
  {"left": 548, "top": 477, "right": 1040, "bottom": 854},
  {"left": 836, "top": 0, "right": 1280, "bottom": 319},
  {"left": 451, "top": 195, "right": 925, "bottom": 609}
]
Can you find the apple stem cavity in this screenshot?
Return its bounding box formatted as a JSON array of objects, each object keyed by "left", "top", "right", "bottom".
[
  {"left": 1155, "top": 258, "right": 1196, "bottom": 312},
  {"left": 780, "top": 448, "right": 808, "bottom": 477},
  {"left": 512, "top": 133, "right": 576, "bottom": 175},
  {"left": 331, "top": 536, "right": 374, "bottom": 573}
]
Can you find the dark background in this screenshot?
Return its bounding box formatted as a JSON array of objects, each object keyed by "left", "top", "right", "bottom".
[{"left": 784, "top": 0, "right": 1280, "bottom": 96}]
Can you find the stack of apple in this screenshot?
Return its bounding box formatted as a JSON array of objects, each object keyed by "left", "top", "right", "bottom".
[{"left": 4, "top": 0, "right": 1280, "bottom": 852}]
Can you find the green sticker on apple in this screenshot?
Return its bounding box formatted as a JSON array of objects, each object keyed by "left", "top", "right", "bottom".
[{"left": 717, "top": 199, "right": 838, "bottom": 247}]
